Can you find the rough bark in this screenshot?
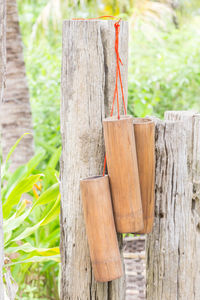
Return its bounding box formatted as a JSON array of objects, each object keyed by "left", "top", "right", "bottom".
[
  {"left": 0, "top": 0, "right": 34, "bottom": 171},
  {"left": 0, "top": 0, "right": 6, "bottom": 298},
  {"left": 60, "top": 20, "right": 128, "bottom": 299},
  {"left": 146, "top": 111, "right": 200, "bottom": 300}
]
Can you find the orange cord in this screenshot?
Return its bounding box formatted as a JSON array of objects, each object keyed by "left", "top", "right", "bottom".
[
  {"left": 103, "top": 19, "right": 127, "bottom": 176},
  {"left": 72, "top": 15, "right": 117, "bottom": 20}
]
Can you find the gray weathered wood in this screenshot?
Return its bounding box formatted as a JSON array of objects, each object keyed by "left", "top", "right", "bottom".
[
  {"left": 60, "top": 20, "right": 128, "bottom": 299},
  {"left": 0, "top": 0, "right": 34, "bottom": 172},
  {"left": 0, "top": 0, "right": 6, "bottom": 298},
  {"left": 146, "top": 111, "right": 200, "bottom": 300}
]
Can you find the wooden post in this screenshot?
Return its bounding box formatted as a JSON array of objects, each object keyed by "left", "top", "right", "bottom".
[
  {"left": 0, "top": 0, "right": 6, "bottom": 298},
  {"left": 146, "top": 111, "right": 200, "bottom": 300},
  {"left": 60, "top": 20, "right": 128, "bottom": 299}
]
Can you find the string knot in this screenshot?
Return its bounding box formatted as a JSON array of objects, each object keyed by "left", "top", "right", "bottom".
[
  {"left": 114, "top": 22, "right": 120, "bottom": 30},
  {"left": 110, "top": 19, "right": 127, "bottom": 120}
]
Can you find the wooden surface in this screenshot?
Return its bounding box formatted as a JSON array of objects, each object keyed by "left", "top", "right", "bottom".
[
  {"left": 103, "top": 115, "right": 143, "bottom": 233},
  {"left": 0, "top": 0, "right": 6, "bottom": 298},
  {"left": 80, "top": 175, "right": 122, "bottom": 282},
  {"left": 146, "top": 111, "right": 200, "bottom": 300},
  {"left": 133, "top": 118, "right": 155, "bottom": 234},
  {"left": 0, "top": 0, "right": 34, "bottom": 172},
  {"left": 60, "top": 20, "right": 128, "bottom": 299}
]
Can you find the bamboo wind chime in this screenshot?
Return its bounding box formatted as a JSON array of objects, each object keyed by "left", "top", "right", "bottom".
[{"left": 80, "top": 17, "right": 155, "bottom": 283}]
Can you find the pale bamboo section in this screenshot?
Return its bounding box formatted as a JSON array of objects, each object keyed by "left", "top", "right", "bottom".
[
  {"left": 80, "top": 175, "right": 123, "bottom": 282},
  {"left": 133, "top": 118, "right": 155, "bottom": 233},
  {"left": 103, "top": 115, "right": 144, "bottom": 233}
]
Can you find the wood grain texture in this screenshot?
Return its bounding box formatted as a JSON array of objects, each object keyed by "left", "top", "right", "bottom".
[
  {"left": 0, "top": 0, "right": 6, "bottom": 298},
  {"left": 103, "top": 115, "right": 143, "bottom": 233},
  {"left": 80, "top": 175, "right": 122, "bottom": 282},
  {"left": 60, "top": 20, "right": 128, "bottom": 299},
  {"left": 146, "top": 111, "right": 200, "bottom": 300},
  {"left": 0, "top": 0, "right": 34, "bottom": 171},
  {"left": 133, "top": 118, "right": 155, "bottom": 234}
]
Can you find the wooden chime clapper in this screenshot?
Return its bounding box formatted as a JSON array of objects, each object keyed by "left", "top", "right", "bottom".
[
  {"left": 103, "top": 115, "right": 144, "bottom": 233},
  {"left": 133, "top": 118, "right": 155, "bottom": 233},
  {"left": 80, "top": 175, "right": 122, "bottom": 282}
]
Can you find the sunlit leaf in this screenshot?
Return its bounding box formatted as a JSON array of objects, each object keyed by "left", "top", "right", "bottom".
[
  {"left": 5, "top": 255, "right": 60, "bottom": 267},
  {"left": 6, "top": 243, "right": 59, "bottom": 256},
  {"left": 3, "top": 174, "right": 42, "bottom": 218},
  {"left": 32, "top": 183, "right": 60, "bottom": 210}
]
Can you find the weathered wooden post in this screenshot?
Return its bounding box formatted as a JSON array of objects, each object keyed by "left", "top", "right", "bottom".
[
  {"left": 0, "top": 0, "right": 6, "bottom": 298},
  {"left": 60, "top": 20, "right": 128, "bottom": 299},
  {"left": 146, "top": 111, "right": 200, "bottom": 300}
]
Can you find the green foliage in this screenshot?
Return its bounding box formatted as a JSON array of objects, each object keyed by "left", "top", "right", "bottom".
[
  {"left": 26, "top": 40, "right": 61, "bottom": 162},
  {"left": 2, "top": 136, "right": 61, "bottom": 299},
  {"left": 128, "top": 17, "right": 200, "bottom": 118},
  {"left": 17, "top": 0, "right": 62, "bottom": 163}
]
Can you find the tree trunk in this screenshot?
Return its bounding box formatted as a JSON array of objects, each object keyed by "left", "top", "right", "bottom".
[
  {"left": 60, "top": 20, "right": 128, "bottom": 299},
  {"left": 0, "top": 0, "right": 6, "bottom": 298},
  {"left": 146, "top": 111, "right": 200, "bottom": 300},
  {"left": 0, "top": 0, "right": 34, "bottom": 171}
]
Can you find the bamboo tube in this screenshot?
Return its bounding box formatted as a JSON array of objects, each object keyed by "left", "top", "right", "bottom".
[
  {"left": 103, "top": 115, "right": 144, "bottom": 233},
  {"left": 133, "top": 117, "right": 155, "bottom": 234},
  {"left": 80, "top": 175, "right": 123, "bottom": 282}
]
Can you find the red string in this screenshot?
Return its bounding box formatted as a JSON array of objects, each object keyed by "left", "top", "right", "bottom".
[
  {"left": 72, "top": 16, "right": 117, "bottom": 20},
  {"left": 103, "top": 19, "right": 127, "bottom": 176}
]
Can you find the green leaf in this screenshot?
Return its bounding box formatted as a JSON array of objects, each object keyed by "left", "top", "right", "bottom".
[
  {"left": 32, "top": 183, "right": 59, "bottom": 210},
  {"left": 26, "top": 150, "right": 46, "bottom": 174},
  {"left": 3, "top": 209, "right": 31, "bottom": 234},
  {"left": 40, "top": 227, "right": 60, "bottom": 247},
  {"left": 40, "top": 193, "right": 60, "bottom": 226},
  {"left": 5, "top": 133, "right": 31, "bottom": 166},
  {"left": 5, "top": 255, "right": 60, "bottom": 267},
  {"left": 13, "top": 222, "right": 41, "bottom": 242},
  {"left": 36, "top": 140, "right": 56, "bottom": 153},
  {"left": 13, "top": 194, "right": 60, "bottom": 241},
  {"left": 6, "top": 243, "right": 59, "bottom": 256},
  {"left": 1, "top": 165, "right": 27, "bottom": 202},
  {"left": 3, "top": 174, "right": 42, "bottom": 218},
  {"left": 15, "top": 200, "right": 28, "bottom": 217},
  {"left": 43, "top": 167, "right": 59, "bottom": 189},
  {"left": 47, "top": 147, "right": 61, "bottom": 169}
]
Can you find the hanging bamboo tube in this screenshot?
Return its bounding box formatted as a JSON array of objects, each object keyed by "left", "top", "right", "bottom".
[
  {"left": 103, "top": 115, "right": 144, "bottom": 233},
  {"left": 133, "top": 117, "right": 155, "bottom": 234},
  {"left": 80, "top": 175, "right": 123, "bottom": 282}
]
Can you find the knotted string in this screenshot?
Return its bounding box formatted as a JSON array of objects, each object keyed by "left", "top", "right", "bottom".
[{"left": 103, "top": 18, "right": 127, "bottom": 176}]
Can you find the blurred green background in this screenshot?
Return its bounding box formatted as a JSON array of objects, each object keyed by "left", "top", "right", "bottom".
[
  {"left": 9, "top": 0, "right": 200, "bottom": 298},
  {"left": 17, "top": 0, "right": 200, "bottom": 157}
]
